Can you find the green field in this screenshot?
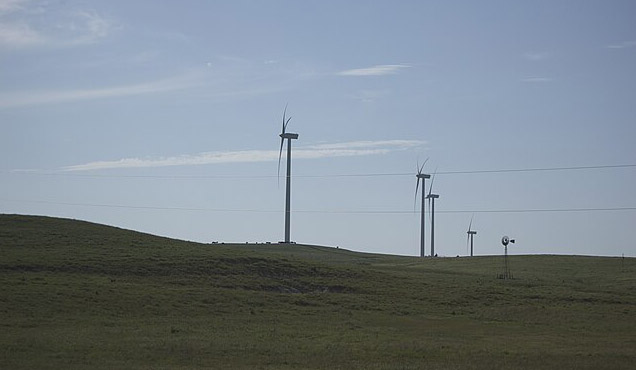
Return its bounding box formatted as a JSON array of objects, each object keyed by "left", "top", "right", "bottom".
[{"left": 1, "top": 214, "right": 634, "bottom": 369}]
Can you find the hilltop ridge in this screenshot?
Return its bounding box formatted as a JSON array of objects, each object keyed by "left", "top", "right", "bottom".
[{"left": 1, "top": 214, "right": 634, "bottom": 369}]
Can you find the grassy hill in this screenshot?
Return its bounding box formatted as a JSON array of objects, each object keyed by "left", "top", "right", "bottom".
[{"left": 1, "top": 214, "right": 634, "bottom": 369}]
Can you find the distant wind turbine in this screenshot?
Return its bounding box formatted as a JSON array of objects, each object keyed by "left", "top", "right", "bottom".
[
  {"left": 426, "top": 170, "right": 440, "bottom": 257},
  {"left": 415, "top": 159, "right": 430, "bottom": 258},
  {"left": 278, "top": 105, "right": 299, "bottom": 244},
  {"left": 467, "top": 215, "right": 477, "bottom": 257}
]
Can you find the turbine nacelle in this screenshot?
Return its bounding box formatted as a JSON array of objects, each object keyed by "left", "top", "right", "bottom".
[
  {"left": 416, "top": 173, "right": 431, "bottom": 180},
  {"left": 426, "top": 193, "right": 439, "bottom": 199},
  {"left": 467, "top": 231, "right": 477, "bottom": 235},
  {"left": 280, "top": 132, "right": 299, "bottom": 140}
]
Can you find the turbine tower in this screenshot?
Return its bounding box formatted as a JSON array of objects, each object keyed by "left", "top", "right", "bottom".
[
  {"left": 467, "top": 216, "right": 477, "bottom": 257},
  {"left": 415, "top": 159, "right": 430, "bottom": 258},
  {"left": 426, "top": 171, "right": 439, "bottom": 257},
  {"left": 278, "top": 105, "right": 298, "bottom": 244}
]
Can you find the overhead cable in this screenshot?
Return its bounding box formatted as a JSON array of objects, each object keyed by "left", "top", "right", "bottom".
[
  {"left": 2, "top": 164, "right": 635, "bottom": 180},
  {"left": 3, "top": 198, "right": 635, "bottom": 214}
]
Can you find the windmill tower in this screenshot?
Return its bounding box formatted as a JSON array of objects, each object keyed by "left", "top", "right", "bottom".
[
  {"left": 278, "top": 105, "right": 298, "bottom": 244},
  {"left": 415, "top": 159, "right": 430, "bottom": 258},
  {"left": 426, "top": 172, "right": 439, "bottom": 257},
  {"left": 467, "top": 216, "right": 477, "bottom": 257},
  {"left": 499, "top": 235, "right": 515, "bottom": 279}
]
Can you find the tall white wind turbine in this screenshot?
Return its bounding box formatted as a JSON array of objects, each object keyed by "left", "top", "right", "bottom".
[
  {"left": 426, "top": 171, "right": 440, "bottom": 257},
  {"left": 278, "top": 105, "right": 299, "bottom": 244},
  {"left": 467, "top": 215, "right": 477, "bottom": 257},
  {"left": 415, "top": 159, "right": 430, "bottom": 257}
]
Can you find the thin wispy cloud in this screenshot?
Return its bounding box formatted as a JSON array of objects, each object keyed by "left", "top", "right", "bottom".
[
  {"left": 62, "top": 140, "right": 427, "bottom": 172},
  {"left": 521, "top": 77, "right": 552, "bottom": 83},
  {"left": 0, "top": 56, "right": 318, "bottom": 109},
  {"left": 0, "top": 0, "right": 29, "bottom": 14},
  {"left": 523, "top": 52, "right": 549, "bottom": 61},
  {"left": 62, "top": 10, "right": 118, "bottom": 46},
  {"left": 307, "top": 140, "right": 422, "bottom": 150},
  {"left": 0, "top": 20, "right": 41, "bottom": 46},
  {"left": 0, "top": 74, "right": 200, "bottom": 108},
  {"left": 0, "top": 0, "right": 119, "bottom": 48},
  {"left": 607, "top": 40, "right": 636, "bottom": 49},
  {"left": 0, "top": 1, "right": 41, "bottom": 46},
  {"left": 346, "top": 89, "right": 390, "bottom": 103},
  {"left": 337, "top": 64, "right": 411, "bottom": 76}
]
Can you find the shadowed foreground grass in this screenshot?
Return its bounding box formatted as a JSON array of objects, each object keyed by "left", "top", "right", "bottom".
[{"left": 1, "top": 214, "right": 635, "bottom": 369}]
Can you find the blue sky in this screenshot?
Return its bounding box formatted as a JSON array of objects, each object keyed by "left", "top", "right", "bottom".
[{"left": 1, "top": 0, "right": 635, "bottom": 257}]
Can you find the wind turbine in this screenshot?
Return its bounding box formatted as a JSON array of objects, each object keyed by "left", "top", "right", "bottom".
[
  {"left": 415, "top": 159, "right": 430, "bottom": 258},
  {"left": 278, "top": 105, "right": 299, "bottom": 244},
  {"left": 426, "top": 171, "right": 440, "bottom": 257},
  {"left": 467, "top": 215, "right": 477, "bottom": 257}
]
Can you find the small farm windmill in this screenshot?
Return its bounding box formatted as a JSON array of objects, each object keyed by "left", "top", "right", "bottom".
[{"left": 499, "top": 235, "right": 515, "bottom": 279}]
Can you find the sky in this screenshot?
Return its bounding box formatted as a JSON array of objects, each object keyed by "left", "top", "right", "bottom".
[{"left": 1, "top": 0, "right": 635, "bottom": 257}]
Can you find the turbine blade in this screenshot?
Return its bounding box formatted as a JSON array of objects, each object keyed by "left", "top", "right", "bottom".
[
  {"left": 415, "top": 177, "right": 421, "bottom": 198},
  {"left": 285, "top": 116, "right": 292, "bottom": 132},
  {"left": 277, "top": 137, "right": 284, "bottom": 185},
  {"left": 417, "top": 157, "right": 429, "bottom": 175},
  {"left": 414, "top": 177, "right": 420, "bottom": 212},
  {"left": 281, "top": 104, "right": 288, "bottom": 134},
  {"left": 278, "top": 104, "right": 289, "bottom": 188},
  {"left": 428, "top": 167, "right": 437, "bottom": 197},
  {"left": 467, "top": 214, "right": 474, "bottom": 255},
  {"left": 421, "top": 157, "right": 429, "bottom": 172}
]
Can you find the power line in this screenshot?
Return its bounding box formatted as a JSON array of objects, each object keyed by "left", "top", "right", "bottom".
[
  {"left": 433, "top": 164, "right": 636, "bottom": 175},
  {"left": 2, "top": 164, "right": 635, "bottom": 180},
  {"left": 299, "top": 164, "right": 636, "bottom": 178},
  {"left": 301, "top": 207, "right": 636, "bottom": 214},
  {"left": 0, "top": 199, "right": 277, "bottom": 213},
  {"left": 3, "top": 198, "right": 635, "bottom": 214}
]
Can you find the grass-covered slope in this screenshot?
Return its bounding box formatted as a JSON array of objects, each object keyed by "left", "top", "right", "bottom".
[{"left": 1, "top": 214, "right": 634, "bottom": 369}]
